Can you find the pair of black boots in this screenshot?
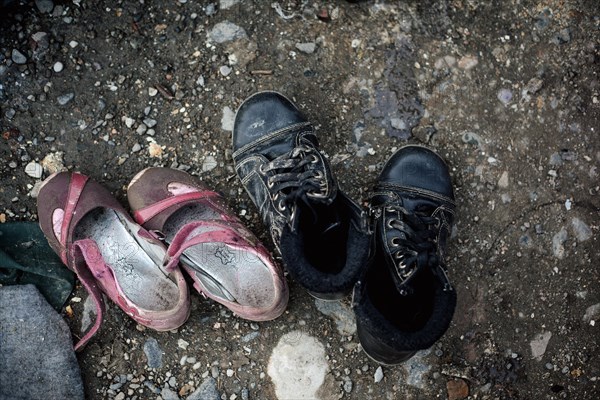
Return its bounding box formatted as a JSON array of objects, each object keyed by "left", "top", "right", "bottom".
[{"left": 232, "top": 92, "right": 456, "bottom": 365}]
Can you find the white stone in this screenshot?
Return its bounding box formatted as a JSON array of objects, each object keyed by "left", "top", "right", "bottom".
[
  {"left": 374, "top": 366, "right": 383, "bottom": 383},
  {"left": 530, "top": 331, "right": 552, "bottom": 361},
  {"left": 208, "top": 21, "right": 247, "bottom": 44},
  {"left": 571, "top": 217, "right": 592, "bottom": 242},
  {"left": 219, "top": 65, "right": 232, "bottom": 76},
  {"left": 53, "top": 61, "right": 63, "bottom": 72},
  {"left": 124, "top": 117, "right": 135, "bottom": 128},
  {"left": 583, "top": 303, "right": 600, "bottom": 323},
  {"left": 148, "top": 87, "right": 158, "bottom": 96},
  {"left": 202, "top": 155, "right": 217, "bottom": 172},
  {"left": 24, "top": 162, "right": 43, "bottom": 179},
  {"left": 221, "top": 106, "right": 235, "bottom": 131},
  {"left": 295, "top": 42, "right": 316, "bottom": 54},
  {"left": 497, "top": 171, "right": 509, "bottom": 188},
  {"left": 267, "top": 331, "right": 328, "bottom": 400},
  {"left": 41, "top": 152, "right": 65, "bottom": 174},
  {"left": 220, "top": 0, "right": 240, "bottom": 9}
]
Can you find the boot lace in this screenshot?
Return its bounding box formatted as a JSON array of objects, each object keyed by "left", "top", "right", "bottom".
[
  {"left": 382, "top": 204, "right": 452, "bottom": 294},
  {"left": 259, "top": 145, "right": 328, "bottom": 215}
]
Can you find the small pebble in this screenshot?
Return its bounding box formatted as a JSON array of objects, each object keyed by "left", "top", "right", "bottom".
[
  {"left": 143, "top": 338, "right": 163, "bottom": 369},
  {"left": 458, "top": 55, "right": 478, "bottom": 70},
  {"left": 220, "top": 65, "right": 232, "bottom": 76},
  {"left": 571, "top": 218, "right": 592, "bottom": 242},
  {"left": 25, "top": 162, "right": 43, "bottom": 179},
  {"left": 124, "top": 117, "right": 135, "bottom": 128},
  {"left": 53, "top": 61, "right": 63, "bottom": 72},
  {"left": 148, "top": 87, "right": 158, "bottom": 96},
  {"left": 11, "top": 49, "right": 27, "bottom": 64},
  {"left": 35, "top": 0, "right": 54, "bottom": 13},
  {"left": 205, "top": 3, "right": 217, "bottom": 16},
  {"left": 497, "top": 89, "right": 513, "bottom": 105},
  {"left": 57, "top": 93, "right": 74, "bottom": 105},
  {"left": 161, "top": 387, "right": 179, "bottom": 400},
  {"left": 220, "top": 0, "right": 240, "bottom": 10},
  {"left": 136, "top": 124, "right": 147, "bottom": 135},
  {"left": 221, "top": 106, "right": 235, "bottom": 131},
  {"left": 343, "top": 378, "right": 353, "bottom": 393},
  {"left": 143, "top": 118, "right": 157, "bottom": 128},
  {"left": 208, "top": 21, "right": 247, "bottom": 43},
  {"left": 374, "top": 366, "right": 384, "bottom": 383},
  {"left": 296, "top": 42, "right": 316, "bottom": 54}
]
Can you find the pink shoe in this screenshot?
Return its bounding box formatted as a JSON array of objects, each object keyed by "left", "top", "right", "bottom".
[
  {"left": 127, "top": 167, "right": 288, "bottom": 321},
  {"left": 37, "top": 172, "right": 190, "bottom": 351}
]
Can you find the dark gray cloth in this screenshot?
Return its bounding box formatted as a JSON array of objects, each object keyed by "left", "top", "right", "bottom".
[{"left": 0, "top": 285, "right": 84, "bottom": 400}]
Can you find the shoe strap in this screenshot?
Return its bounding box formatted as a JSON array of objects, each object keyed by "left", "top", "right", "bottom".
[
  {"left": 163, "top": 221, "right": 253, "bottom": 272},
  {"left": 133, "top": 191, "right": 221, "bottom": 225},
  {"left": 68, "top": 239, "right": 107, "bottom": 351},
  {"left": 60, "top": 173, "right": 89, "bottom": 264}
]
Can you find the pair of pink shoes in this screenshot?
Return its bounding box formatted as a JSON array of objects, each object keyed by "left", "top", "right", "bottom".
[{"left": 37, "top": 168, "right": 288, "bottom": 350}]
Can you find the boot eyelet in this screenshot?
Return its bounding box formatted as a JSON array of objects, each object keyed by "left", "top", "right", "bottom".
[
  {"left": 259, "top": 164, "right": 268, "bottom": 174},
  {"left": 389, "top": 237, "right": 400, "bottom": 247},
  {"left": 387, "top": 219, "right": 398, "bottom": 229},
  {"left": 310, "top": 154, "right": 319, "bottom": 163},
  {"left": 267, "top": 180, "right": 274, "bottom": 189},
  {"left": 277, "top": 200, "right": 286, "bottom": 211}
]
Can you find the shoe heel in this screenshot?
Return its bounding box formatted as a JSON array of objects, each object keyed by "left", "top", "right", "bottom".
[{"left": 357, "top": 322, "right": 416, "bottom": 365}]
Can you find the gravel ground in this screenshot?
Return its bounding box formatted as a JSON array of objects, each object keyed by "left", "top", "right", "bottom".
[{"left": 1, "top": 1, "right": 599, "bottom": 399}]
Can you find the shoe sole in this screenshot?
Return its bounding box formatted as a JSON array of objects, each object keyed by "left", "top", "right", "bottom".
[{"left": 357, "top": 322, "right": 417, "bottom": 365}]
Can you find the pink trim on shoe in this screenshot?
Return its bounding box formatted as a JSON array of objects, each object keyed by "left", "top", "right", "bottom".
[
  {"left": 37, "top": 172, "right": 191, "bottom": 350},
  {"left": 127, "top": 167, "right": 289, "bottom": 321},
  {"left": 134, "top": 190, "right": 221, "bottom": 225}
]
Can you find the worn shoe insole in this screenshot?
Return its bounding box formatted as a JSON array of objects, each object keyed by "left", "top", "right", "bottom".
[
  {"left": 74, "top": 208, "right": 180, "bottom": 311},
  {"left": 162, "top": 203, "right": 275, "bottom": 308}
]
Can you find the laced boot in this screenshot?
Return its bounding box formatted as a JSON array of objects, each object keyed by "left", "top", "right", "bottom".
[
  {"left": 232, "top": 91, "right": 371, "bottom": 300},
  {"left": 353, "top": 145, "right": 457, "bottom": 364}
]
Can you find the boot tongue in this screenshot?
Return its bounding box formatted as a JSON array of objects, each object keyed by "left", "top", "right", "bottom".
[
  {"left": 290, "top": 193, "right": 340, "bottom": 234},
  {"left": 263, "top": 135, "right": 297, "bottom": 160}
]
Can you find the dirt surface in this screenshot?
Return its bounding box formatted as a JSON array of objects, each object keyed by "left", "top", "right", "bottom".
[{"left": 1, "top": 0, "right": 599, "bottom": 399}]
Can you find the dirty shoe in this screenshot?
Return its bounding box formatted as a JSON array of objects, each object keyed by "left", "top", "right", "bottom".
[
  {"left": 127, "top": 167, "right": 288, "bottom": 321},
  {"left": 232, "top": 91, "right": 371, "bottom": 300},
  {"left": 353, "top": 145, "right": 457, "bottom": 365}
]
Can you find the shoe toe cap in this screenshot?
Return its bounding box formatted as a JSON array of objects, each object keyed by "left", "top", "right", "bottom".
[
  {"left": 233, "top": 91, "right": 307, "bottom": 150},
  {"left": 380, "top": 146, "right": 454, "bottom": 199}
]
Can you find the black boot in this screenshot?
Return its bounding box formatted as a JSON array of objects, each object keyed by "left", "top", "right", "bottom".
[
  {"left": 232, "top": 91, "right": 371, "bottom": 300},
  {"left": 353, "top": 145, "right": 457, "bottom": 364}
]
